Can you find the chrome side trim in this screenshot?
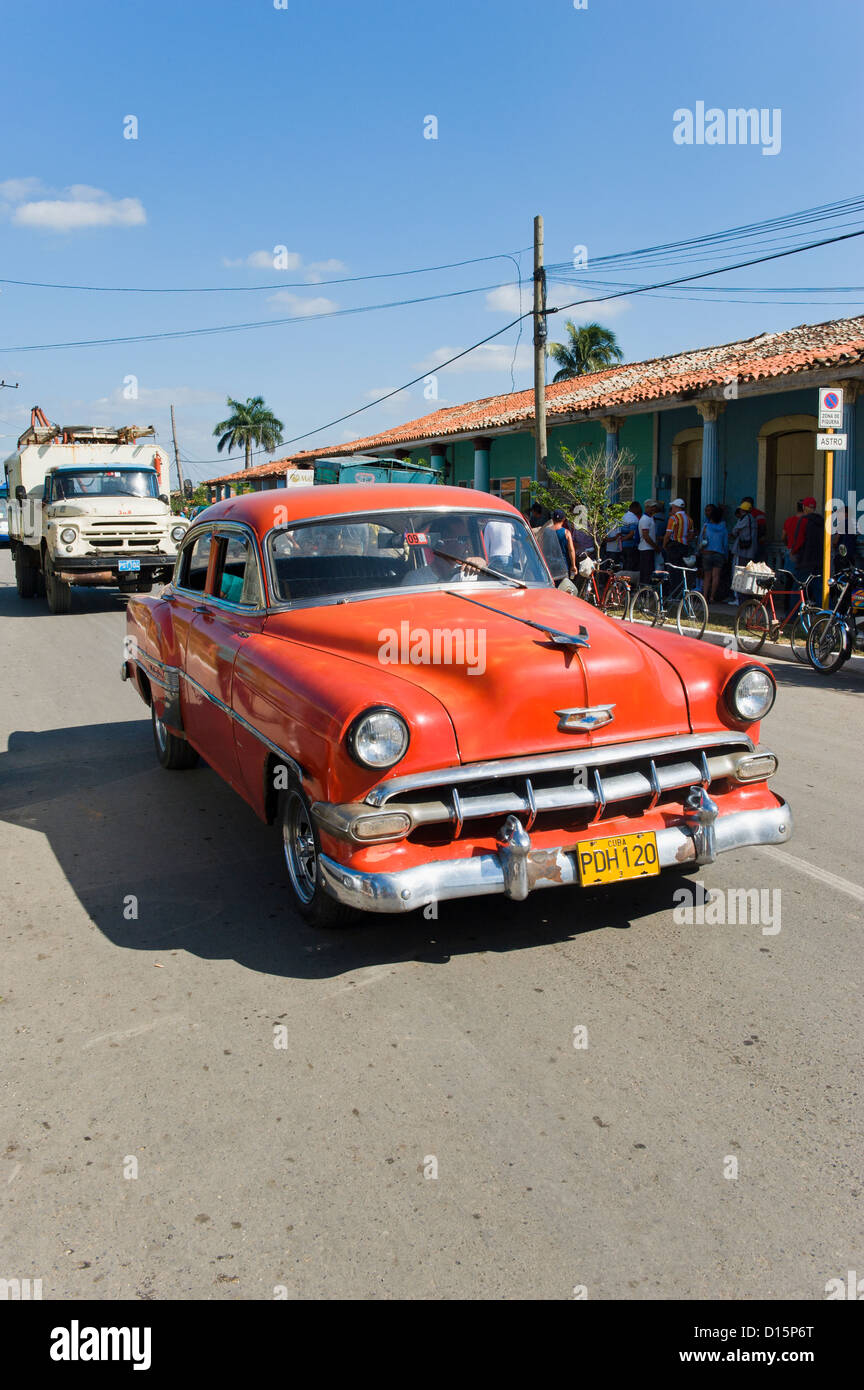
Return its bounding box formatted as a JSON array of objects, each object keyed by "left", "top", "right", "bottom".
[
  {"left": 180, "top": 670, "right": 302, "bottom": 782},
  {"left": 318, "top": 800, "right": 793, "bottom": 914},
  {"left": 365, "top": 733, "right": 753, "bottom": 807}
]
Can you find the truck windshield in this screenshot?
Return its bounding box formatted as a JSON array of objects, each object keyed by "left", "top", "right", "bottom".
[{"left": 53, "top": 469, "right": 160, "bottom": 500}]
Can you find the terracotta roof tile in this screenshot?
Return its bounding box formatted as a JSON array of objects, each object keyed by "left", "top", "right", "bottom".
[{"left": 204, "top": 315, "right": 864, "bottom": 483}]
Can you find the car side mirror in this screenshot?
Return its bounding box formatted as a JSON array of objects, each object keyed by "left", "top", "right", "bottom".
[{"left": 15, "top": 484, "right": 26, "bottom": 502}]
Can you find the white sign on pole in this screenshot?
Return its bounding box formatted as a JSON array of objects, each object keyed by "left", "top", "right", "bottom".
[
  {"left": 816, "top": 433, "right": 847, "bottom": 451},
  {"left": 818, "top": 388, "right": 844, "bottom": 429}
]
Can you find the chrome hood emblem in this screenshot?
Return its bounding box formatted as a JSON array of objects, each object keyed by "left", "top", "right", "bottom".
[{"left": 555, "top": 704, "right": 616, "bottom": 733}]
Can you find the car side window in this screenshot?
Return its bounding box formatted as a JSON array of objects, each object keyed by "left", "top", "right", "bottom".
[
  {"left": 214, "top": 533, "right": 263, "bottom": 607},
  {"left": 177, "top": 532, "right": 213, "bottom": 592}
]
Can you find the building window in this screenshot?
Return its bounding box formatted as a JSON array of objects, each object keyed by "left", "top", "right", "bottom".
[
  {"left": 490, "top": 477, "right": 516, "bottom": 507},
  {"left": 519, "top": 475, "right": 533, "bottom": 514}
]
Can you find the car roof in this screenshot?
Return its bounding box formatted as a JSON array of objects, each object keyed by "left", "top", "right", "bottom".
[{"left": 197, "top": 484, "right": 522, "bottom": 536}]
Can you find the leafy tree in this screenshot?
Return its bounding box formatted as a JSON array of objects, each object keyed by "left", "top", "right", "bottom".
[
  {"left": 532, "top": 443, "right": 632, "bottom": 556},
  {"left": 213, "top": 396, "right": 285, "bottom": 471},
  {"left": 547, "top": 321, "right": 623, "bottom": 383}
]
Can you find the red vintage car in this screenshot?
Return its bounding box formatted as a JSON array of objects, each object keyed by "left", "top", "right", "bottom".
[{"left": 122, "top": 484, "right": 791, "bottom": 925}]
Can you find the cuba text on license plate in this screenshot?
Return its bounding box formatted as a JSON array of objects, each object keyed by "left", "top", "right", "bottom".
[{"left": 576, "top": 830, "right": 659, "bottom": 886}]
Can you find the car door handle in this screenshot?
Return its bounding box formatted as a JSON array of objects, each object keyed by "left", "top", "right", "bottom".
[{"left": 193, "top": 604, "right": 210, "bottom": 615}]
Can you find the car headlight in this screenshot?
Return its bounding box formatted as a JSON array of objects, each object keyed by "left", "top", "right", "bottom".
[
  {"left": 724, "top": 666, "right": 776, "bottom": 722},
  {"left": 171, "top": 524, "right": 187, "bottom": 543},
  {"left": 60, "top": 526, "right": 78, "bottom": 544},
  {"left": 347, "top": 707, "right": 410, "bottom": 769}
]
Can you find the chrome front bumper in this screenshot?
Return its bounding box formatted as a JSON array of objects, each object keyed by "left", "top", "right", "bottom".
[{"left": 318, "top": 796, "right": 792, "bottom": 914}]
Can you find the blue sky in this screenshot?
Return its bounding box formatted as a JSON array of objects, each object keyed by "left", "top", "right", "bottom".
[{"left": 1, "top": 0, "right": 862, "bottom": 481}]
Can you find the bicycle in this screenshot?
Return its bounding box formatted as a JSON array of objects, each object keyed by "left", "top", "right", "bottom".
[
  {"left": 576, "top": 555, "right": 632, "bottom": 619},
  {"left": 631, "top": 562, "right": 708, "bottom": 639},
  {"left": 733, "top": 569, "right": 821, "bottom": 663},
  {"left": 806, "top": 560, "right": 864, "bottom": 672}
]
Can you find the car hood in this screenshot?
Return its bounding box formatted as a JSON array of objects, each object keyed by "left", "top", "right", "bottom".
[{"left": 263, "top": 586, "right": 692, "bottom": 761}]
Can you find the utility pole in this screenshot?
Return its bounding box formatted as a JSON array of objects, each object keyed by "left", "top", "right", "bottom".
[
  {"left": 170, "top": 404, "right": 187, "bottom": 496},
  {"left": 533, "top": 214, "right": 548, "bottom": 485}
]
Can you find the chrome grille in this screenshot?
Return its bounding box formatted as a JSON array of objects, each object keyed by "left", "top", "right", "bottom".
[{"left": 367, "top": 733, "right": 753, "bottom": 833}]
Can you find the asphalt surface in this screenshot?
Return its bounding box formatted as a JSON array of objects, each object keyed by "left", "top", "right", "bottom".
[{"left": 2, "top": 550, "right": 863, "bottom": 1301}]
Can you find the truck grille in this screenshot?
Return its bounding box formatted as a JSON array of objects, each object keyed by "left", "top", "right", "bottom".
[
  {"left": 83, "top": 521, "right": 164, "bottom": 549},
  {"left": 365, "top": 733, "right": 754, "bottom": 836}
]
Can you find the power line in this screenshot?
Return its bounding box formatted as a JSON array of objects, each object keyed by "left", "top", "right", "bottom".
[
  {"left": 0, "top": 247, "right": 532, "bottom": 295},
  {"left": 271, "top": 225, "right": 864, "bottom": 457},
  {"left": 0, "top": 277, "right": 523, "bottom": 353}
]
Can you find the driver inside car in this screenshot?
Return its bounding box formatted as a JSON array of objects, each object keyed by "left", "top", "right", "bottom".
[{"left": 400, "top": 515, "right": 486, "bottom": 586}]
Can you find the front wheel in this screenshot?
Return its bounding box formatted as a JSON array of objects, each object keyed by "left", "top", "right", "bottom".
[
  {"left": 807, "top": 615, "right": 849, "bottom": 673},
  {"left": 676, "top": 589, "right": 708, "bottom": 639},
  {"left": 601, "top": 578, "right": 630, "bottom": 620},
  {"left": 45, "top": 563, "right": 72, "bottom": 615},
  {"left": 280, "top": 780, "right": 358, "bottom": 927},
  {"left": 631, "top": 585, "right": 661, "bottom": 625},
  {"left": 734, "top": 599, "right": 769, "bottom": 655},
  {"left": 151, "top": 701, "right": 199, "bottom": 769}
]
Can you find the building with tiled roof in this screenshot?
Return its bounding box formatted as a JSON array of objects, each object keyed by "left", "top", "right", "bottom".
[{"left": 205, "top": 315, "right": 864, "bottom": 551}]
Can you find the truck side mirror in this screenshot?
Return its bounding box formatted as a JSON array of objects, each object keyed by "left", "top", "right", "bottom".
[
  {"left": 183, "top": 479, "right": 193, "bottom": 498},
  {"left": 159, "top": 494, "right": 169, "bottom": 506},
  {"left": 15, "top": 485, "right": 26, "bottom": 502}
]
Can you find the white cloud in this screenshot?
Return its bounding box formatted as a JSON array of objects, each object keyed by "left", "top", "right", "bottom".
[
  {"left": 485, "top": 283, "right": 528, "bottom": 314},
  {"left": 10, "top": 184, "right": 146, "bottom": 232},
  {"left": 305, "top": 258, "right": 347, "bottom": 282},
  {"left": 417, "top": 343, "right": 534, "bottom": 375},
  {"left": 0, "top": 176, "right": 44, "bottom": 203},
  {"left": 267, "top": 292, "right": 338, "bottom": 316}
]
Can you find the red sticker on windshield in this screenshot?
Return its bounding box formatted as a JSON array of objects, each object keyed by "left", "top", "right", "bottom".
[{"left": 405, "top": 532, "right": 429, "bottom": 545}]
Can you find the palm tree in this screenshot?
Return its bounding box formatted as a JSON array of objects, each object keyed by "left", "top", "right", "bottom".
[
  {"left": 547, "top": 321, "right": 624, "bottom": 383},
  {"left": 213, "top": 396, "right": 285, "bottom": 471}
]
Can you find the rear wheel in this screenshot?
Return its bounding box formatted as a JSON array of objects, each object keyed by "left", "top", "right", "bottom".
[
  {"left": 734, "top": 599, "right": 769, "bottom": 655},
  {"left": 601, "top": 578, "right": 630, "bottom": 619},
  {"left": 807, "top": 615, "right": 848, "bottom": 673},
  {"left": 45, "top": 563, "right": 72, "bottom": 615},
  {"left": 13, "top": 546, "right": 38, "bottom": 599},
  {"left": 151, "top": 701, "right": 199, "bottom": 770},
  {"left": 789, "top": 607, "right": 816, "bottom": 664},
  {"left": 632, "top": 585, "right": 661, "bottom": 625},
  {"left": 280, "top": 779, "right": 358, "bottom": 928},
  {"left": 676, "top": 589, "right": 708, "bottom": 639}
]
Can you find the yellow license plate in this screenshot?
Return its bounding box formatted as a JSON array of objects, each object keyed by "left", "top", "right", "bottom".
[{"left": 576, "top": 830, "right": 660, "bottom": 886}]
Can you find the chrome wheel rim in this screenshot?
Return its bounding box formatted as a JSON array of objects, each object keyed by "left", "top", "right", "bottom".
[
  {"left": 283, "top": 793, "right": 317, "bottom": 905},
  {"left": 153, "top": 708, "right": 167, "bottom": 754}
]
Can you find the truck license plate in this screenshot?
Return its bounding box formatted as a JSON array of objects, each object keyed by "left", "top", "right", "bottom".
[
  {"left": 118, "top": 558, "right": 140, "bottom": 572},
  {"left": 576, "top": 830, "right": 660, "bottom": 886}
]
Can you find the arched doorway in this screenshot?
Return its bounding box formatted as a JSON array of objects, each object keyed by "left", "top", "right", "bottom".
[
  {"left": 757, "top": 415, "right": 819, "bottom": 543},
  {"left": 671, "top": 428, "right": 704, "bottom": 520}
]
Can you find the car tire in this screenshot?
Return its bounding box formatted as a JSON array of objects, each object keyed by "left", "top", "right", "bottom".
[
  {"left": 13, "top": 546, "right": 38, "bottom": 599},
  {"left": 280, "top": 779, "right": 359, "bottom": 928},
  {"left": 45, "top": 563, "right": 72, "bottom": 614},
  {"left": 151, "top": 701, "right": 199, "bottom": 770}
]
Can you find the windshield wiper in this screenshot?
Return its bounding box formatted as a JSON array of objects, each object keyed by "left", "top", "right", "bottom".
[
  {"left": 431, "top": 549, "right": 526, "bottom": 588},
  {"left": 447, "top": 590, "right": 590, "bottom": 649}
]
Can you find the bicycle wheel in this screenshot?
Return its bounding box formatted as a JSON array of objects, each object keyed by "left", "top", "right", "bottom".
[
  {"left": 789, "top": 606, "right": 817, "bottom": 664},
  {"left": 677, "top": 589, "right": 708, "bottom": 639},
  {"left": 632, "top": 586, "right": 661, "bottom": 625},
  {"left": 734, "top": 599, "right": 770, "bottom": 655},
  {"left": 601, "top": 578, "right": 630, "bottom": 620},
  {"left": 806, "top": 615, "right": 848, "bottom": 673}
]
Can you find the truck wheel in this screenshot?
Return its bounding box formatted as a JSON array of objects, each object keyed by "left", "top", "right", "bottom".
[
  {"left": 280, "top": 780, "right": 359, "bottom": 928},
  {"left": 151, "top": 702, "right": 199, "bottom": 770},
  {"left": 45, "top": 564, "right": 72, "bottom": 614},
  {"left": 13, "top": 546, "right": 38, "bottom": 599}
]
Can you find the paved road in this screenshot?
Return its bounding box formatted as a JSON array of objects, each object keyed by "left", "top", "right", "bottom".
[{"left": 2, "top": 551, "right": 862, "bottom": 1301}]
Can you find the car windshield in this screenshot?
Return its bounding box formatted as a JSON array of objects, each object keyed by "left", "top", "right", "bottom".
[
  {"left": 53, "top": 469, "right": 159, "bottom": 499},
  {"left": 267, "top": 508, "right": 552, "bottom": 604}
]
